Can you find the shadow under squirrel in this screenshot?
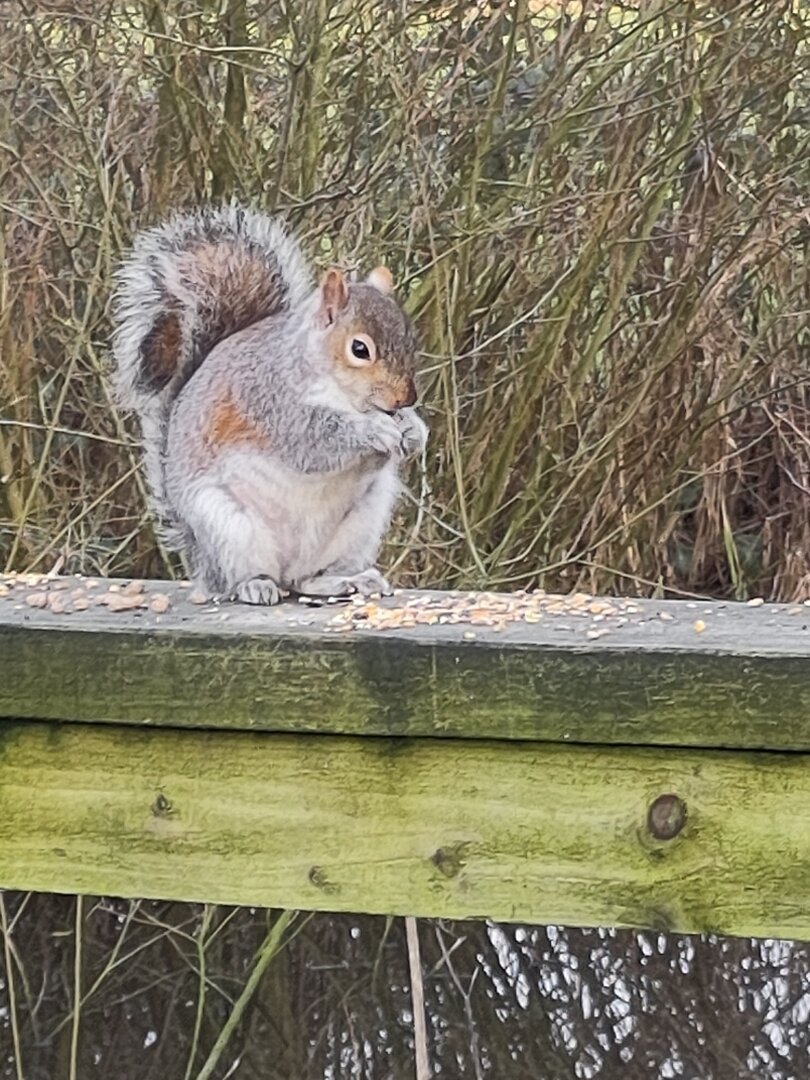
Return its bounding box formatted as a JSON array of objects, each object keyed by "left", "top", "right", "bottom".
[{"left": 111, "top": 205, "right": 428, "bottom": 604}]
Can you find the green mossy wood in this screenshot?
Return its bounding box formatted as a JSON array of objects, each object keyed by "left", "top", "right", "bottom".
[
  {"left": 3, "top": 578, "right": 810, "bottom": 749},
  {"left": 2, "top": 577, "right": 810, "bottom": 938}
]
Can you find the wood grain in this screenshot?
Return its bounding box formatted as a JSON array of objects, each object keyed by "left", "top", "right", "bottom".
[{"left": 2, "top": 720, "right": 810, "bottom": 938}]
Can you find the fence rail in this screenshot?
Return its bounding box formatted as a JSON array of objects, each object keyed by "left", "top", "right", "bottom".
[{"left": 2, "top": 575, "right": 810, "bottom": 939}]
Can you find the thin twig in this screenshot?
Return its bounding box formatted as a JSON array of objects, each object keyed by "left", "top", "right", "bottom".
[
  {"left": 406, "top": 916, "right": 430, "bottom": 1080},
  {"left": 69, "top": 895, "right": 83, "bottom": 1080},
  {"left": 0, "top": 893, "right": 25, "bottom": 1080}
]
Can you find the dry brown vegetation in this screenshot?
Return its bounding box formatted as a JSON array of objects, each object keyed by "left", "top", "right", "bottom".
[
  {"left": 2, "top": 2, "right": 810, "bottom": 1078},
  {"left": 2, "top": 0, "right": 808, "bottom": 599},
  {"left": 4, "top": 893, "right": 810, "bottom": 1080}
]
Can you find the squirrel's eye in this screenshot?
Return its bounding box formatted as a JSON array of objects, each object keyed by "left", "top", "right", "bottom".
[{"left": 345, "top": 333, "right": 377, "bottom": 367}]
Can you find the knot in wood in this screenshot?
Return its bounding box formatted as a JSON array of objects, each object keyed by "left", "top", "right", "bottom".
[
  {"left": 647, "top": 793, "right": 686, "bottom": 841},
  {"left": 431, "top": 844, "right": 467, "bottom": 879},
  {"left": 151, "top": 792, "right": 173, "bottom": 818},
  {"left": 308, "top": 865, "right": 337, "bottom": 894}
]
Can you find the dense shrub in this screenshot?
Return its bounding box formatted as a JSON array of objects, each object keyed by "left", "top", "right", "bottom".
[{"left": 2, "top": 0, "right": 808, "bottom": 599}]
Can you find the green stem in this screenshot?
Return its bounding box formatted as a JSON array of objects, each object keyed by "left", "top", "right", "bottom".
[{"left": 194, "top": 910, "right": 296, "bottom": 1080}]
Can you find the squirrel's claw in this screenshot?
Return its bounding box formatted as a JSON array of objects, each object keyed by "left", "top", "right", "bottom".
[
  {"left": 296, "top": 568, "right": 392, "bottom": 599},
  {"left": 231, "top": 575, "right": 283, "bottom": 606}
]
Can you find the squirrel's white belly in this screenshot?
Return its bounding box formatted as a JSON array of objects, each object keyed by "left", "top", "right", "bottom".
[{"left": 209, "top": 447, "right": 389, "bottom": 582}]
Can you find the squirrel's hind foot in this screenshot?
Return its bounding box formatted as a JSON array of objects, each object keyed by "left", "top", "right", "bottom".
[
  {"left": 231, "top": 575, "right": 283, "bottom": 606},
  {"left": 296, "top": 568, "right": 392, "bottom": 600}
]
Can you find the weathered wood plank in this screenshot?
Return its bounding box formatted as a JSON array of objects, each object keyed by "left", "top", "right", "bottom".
[
  {"left": 1, "top": 719, "right": 809, "bottom": 939},
  {"left": 2, "top": 576, "right": 810, "bottom": 749}
]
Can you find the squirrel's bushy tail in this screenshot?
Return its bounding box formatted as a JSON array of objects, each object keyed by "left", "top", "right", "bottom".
[{"left": 111, "top": 204, "right": 313, "bottom": 536}]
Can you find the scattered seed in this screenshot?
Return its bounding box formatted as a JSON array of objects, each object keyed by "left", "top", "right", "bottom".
[
  {"left": 102, "top": 593, "right": 146, "bottom": 612},
  {"left": 325, "top": 590, "right": 645, "bottom": 634},
  {"left": 694, "top": 619, "right": 706, "bottom": 633},
  {"left": 18, "top": 574, "right": 45, "bottom": 587}
]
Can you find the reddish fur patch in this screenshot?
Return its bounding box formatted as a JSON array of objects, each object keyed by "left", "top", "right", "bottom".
[
  {"left": 206, "top": 394, "right": 270, "bottom": 451},
  {"left": 178, "top": 241, "right": 284, "bottom": 341},
  {"left": 140, "top": 307, "right": 182, "bottom": 390}
]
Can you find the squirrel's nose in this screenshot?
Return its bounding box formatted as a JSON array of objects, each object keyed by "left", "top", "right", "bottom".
[{"left": 396, "top": 380, "right": 417, "bottom": 409}]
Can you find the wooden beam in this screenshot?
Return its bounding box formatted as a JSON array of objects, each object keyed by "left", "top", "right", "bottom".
[
  {"left": 2, "top": 576, "right": 810, "bottom": 750},
  {"left": 4, "top": 575, "right": 810, "bottom": 936},
  {"left": 2, "top": 719, "right": 810, "bottom": 938}
]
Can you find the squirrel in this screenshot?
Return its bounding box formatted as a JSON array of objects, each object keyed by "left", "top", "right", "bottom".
[{"left": 111, "top": 204, "right": 428, "bottom": 604}]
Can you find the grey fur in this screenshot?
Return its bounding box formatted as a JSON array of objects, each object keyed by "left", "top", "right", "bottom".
[{"left": 111, "top": 204, "right": 428, "bottom": 602}]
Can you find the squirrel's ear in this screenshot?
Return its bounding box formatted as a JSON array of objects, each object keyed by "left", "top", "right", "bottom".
[
  {"left": 366, "top": 265, "right": 394, "bottom": 294},
  {"left": 320, "top": 268, "right": 349, "bottom": 326}
]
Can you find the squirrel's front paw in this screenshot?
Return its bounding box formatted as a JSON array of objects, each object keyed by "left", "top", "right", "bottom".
[
  {"left": 296, "top": 568, "right": 392, "bottom": 599},
  {"left": 231, "top": 575, "right": 283, "bottom": 606},
  {"left": 366, "top": 412, "right": 403, "bottom": 457},
  {"left": 393, "top": 408, "right": 428, "bottom": 459}
]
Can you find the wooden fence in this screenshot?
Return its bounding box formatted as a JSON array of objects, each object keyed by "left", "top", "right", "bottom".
[{"left": 2, "top": 574, "right": 810, "bottom": 940}]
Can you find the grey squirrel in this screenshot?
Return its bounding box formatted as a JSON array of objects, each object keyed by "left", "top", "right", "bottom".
[{"left": 111, "top": 205, "right": 428, "bottom": 604}]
